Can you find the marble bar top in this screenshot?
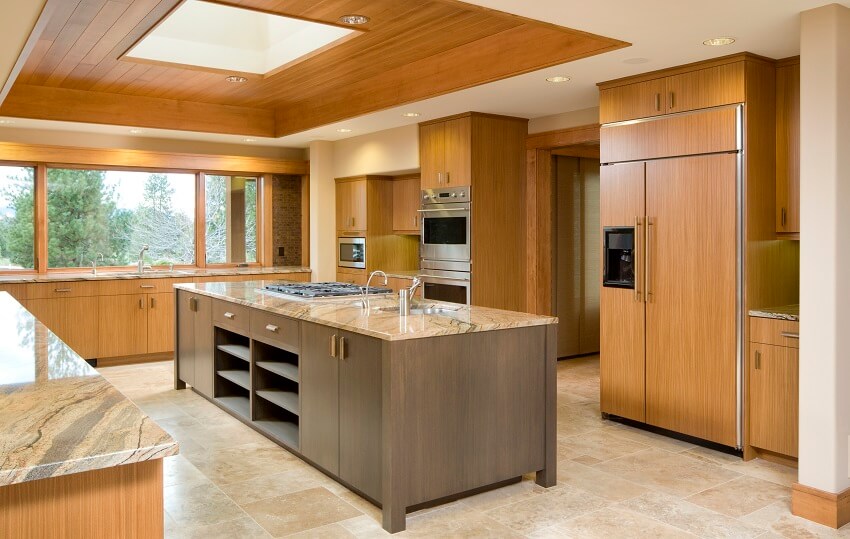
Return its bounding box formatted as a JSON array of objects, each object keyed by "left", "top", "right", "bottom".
[
  {"left": 0, "top": 293, "right": 177, "bottom": 487},
  {"left": 749, "top": 304, "right": 800, "bottom": 322},
  {"left": 176, "top": 281, "right": 557, "bottom": 341},
  {"left": 0, "top": 266, "right": 311, "bottom": 284}
]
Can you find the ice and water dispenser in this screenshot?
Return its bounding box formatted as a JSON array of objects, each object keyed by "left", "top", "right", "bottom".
[{"left": 602, "top": 227, "right": 635, "bottom": 289}]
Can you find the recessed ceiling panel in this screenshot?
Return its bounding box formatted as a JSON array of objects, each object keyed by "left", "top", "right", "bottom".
[{"left": 124, "top": 0, "right": 358, "bottom": 75}]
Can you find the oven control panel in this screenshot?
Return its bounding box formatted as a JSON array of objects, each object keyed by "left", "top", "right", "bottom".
[{"left": 422, "top": 186, "right": 470, "bottom": 204}]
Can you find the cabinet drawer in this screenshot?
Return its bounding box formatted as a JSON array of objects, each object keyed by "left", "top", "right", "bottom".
[
  {"left": 749, "top": 317, "right": 799, "bottom": 349},
  {"left": 28, "top": 281, "right": 99, "bottom": 299},
  {"left": 213, "top": 299, "right": 250, "bottom": 333},
  {"left": 97, "top": 277, "right": 187, "bottom": 296},
  {"left": 0, "top": 283, "right": 29, "bottom": 301},
  {"left": 250, "top": 310, "right": 299, "bottom": 352}
]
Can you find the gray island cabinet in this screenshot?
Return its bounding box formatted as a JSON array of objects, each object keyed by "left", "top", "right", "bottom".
[{"left": 174, "top": 281, "right": 558, "bottom": 533}]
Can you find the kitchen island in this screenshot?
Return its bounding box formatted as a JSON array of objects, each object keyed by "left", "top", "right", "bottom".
[
  {"left": 174, "top": 280, "right": 558, "bottom": 533},
  {"left": 0, "top": 292, "right": 177, "bottom": 537}
]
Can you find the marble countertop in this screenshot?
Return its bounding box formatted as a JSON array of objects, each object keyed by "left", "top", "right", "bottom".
[
  {"left": 0, "top": 266, "right": 311, "bottom": 284},
  {"left": 176, "top": 281, "right": 557, "bottom": 341},
  {"left": 749, "top": 304, "right": 799, "bottom": 321},
  {"left": 0, "top": 293, "right": 177, "bottom": 486}
]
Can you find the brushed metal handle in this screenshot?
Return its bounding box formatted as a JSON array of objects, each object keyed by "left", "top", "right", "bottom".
[
  {"left": 755, "top": 350, "right": 761, "bottom": 369},
  {"left": 150, "top": 297, "right": 155, "bottom": 308},
  {"left": 330, "top": 334, "right": 337, "bottom": 358},
  {"left": 265, "top": 324, "right": 279, "bottom": 333},
  {"left": 54, "top": 288, "right": 71, "bottom": 293},
  {"left": 668, "top": 92, "right": 675, "bottom": 109},
  {"left": 445, "top": 171, "right": 450, "bottom": 184},
  {"left": 655, "top": 93, "right": 661, "bottom": 112},
  {"left": 189, "top": 297, "right": 198, "bottom": 312},
  {"left": 339, "top": 336, "right": 346, "bottom": 360},
  {"left": 140, "top": 284, "right": 155, "bottom": 289},
  {"left": 781, "top": 207, "right": 787, "bottom": 227},
  {"left": 634, "top": 216, "right": 641, "bottom": 302},
  {"left": 139, "top": 298, "right": 144, "bottom": 309},
  {"left": 224, "top": 311, "right": 235, "bottom": 319},
  {"left": 781, "top": 332, "right": 800, "bottom": 339},
  {"left": 437, "top": 172, "right": 443, "bottom": 185},
  {"left": 645, "top": 218, "right": 653, "bottom": 302},
  {"left": 413, "top": 215, "right": 417, "bottom": 227}
]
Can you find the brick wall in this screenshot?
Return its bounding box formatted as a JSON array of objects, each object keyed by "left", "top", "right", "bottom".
[{"left": 271, "top": 175, "right": 302, "bottom": 266}]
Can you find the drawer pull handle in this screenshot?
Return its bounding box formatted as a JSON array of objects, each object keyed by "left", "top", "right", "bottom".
[
  {"left": 224, "top": 312, "right": 235, "bottom": 319},
  {"left": 755, "top": 350, "right": 761, "bottom": 369},
  {"left": 139, "top": 298, "right": 144, "bottom": 309},
  {"left": 339, "top": 336, "right": 346, "bottom": 360},
  {"left": 265, "top": 324, "right": 279, "bottom": 333},
  {"left": 330, "top": 334, "right": 337, "bottom": 358},
  {"left": 189, "top": 297, "right": 198, "bottom": 312},
  {"left": 55, "top": 288, "right": 71, "bottom": 293},
  {"left": 140, "top": 284, "right": 155, "bottom": 289},
  {"left": 781, "top": 331, "right": 799, "bottom": 339}
]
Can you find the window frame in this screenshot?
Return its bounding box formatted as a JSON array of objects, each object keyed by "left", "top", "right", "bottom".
[{"left": 0, "top": 161, "right": 39, "bottom": 273}]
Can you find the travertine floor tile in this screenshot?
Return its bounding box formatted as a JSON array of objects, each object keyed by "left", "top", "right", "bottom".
[
  {"left": 741, "top": 500, "right": 850, "bottom": 538},
  {"left": 529, "top": 506, "right": 696, "bottom": 538},
  {"left": 595, "top": 448, "right": 741, "bottom": 497},
  {"left": 164, "top": 480, "right": 248, "bottom": 527},
  {"left": 163, "top": 455, "right": 208, "bottom": 488},
  {"left": 559, "top": 428, "right": 651, "bottom": 463},
  {"left": 402, "top": 501, "right": 524, "bottom": 538},
  {"left": 485, "top": 485, "right": 609, "bottom": 535},
  {"left": 339, "top": 515, "right": 392, "bottom": 538},
  {"left": 686, "top": 476, "right": 791, "bottom": 517},
  {"left": 557, "top": 459, "right": 648, "bottom": 502},
  {"left": 167, "top": 516, "right": 273, "bottom": 539},
  {"left": 285, "top": 522, "right": 357, "bottom": 538},
  {"left": 723, "top": 458, "right": 798, "bottom": 488},
  {"left": 460, "top": 478, "right": 547, "bottom": 511},
  {"left": 241, "top": 487, "right": 362, "bottom": 537},
  {"left": 219, "top": 466, "right": 337, "bottom": 505}
]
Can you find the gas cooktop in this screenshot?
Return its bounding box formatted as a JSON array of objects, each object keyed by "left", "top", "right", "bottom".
[{"left": 263, "top": 282, "right": 392, "bottom": 299}]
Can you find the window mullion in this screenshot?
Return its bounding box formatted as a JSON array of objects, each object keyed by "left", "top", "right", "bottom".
[{"left": 34, "top": 164, "right": 47, "bottom": 274}]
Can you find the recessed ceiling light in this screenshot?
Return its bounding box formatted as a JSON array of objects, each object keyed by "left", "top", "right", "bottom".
[
  {"left": 338, "top": 14, "right": 369, "bottom": 25},
  {"left": 225, "top": 75, "right": 248, "bottom": 83},
  {"left": 703, "top": 37, "right": 736, "bottom": 46},
  {"left": 336, "top": 128, "right": 352, "bottom": 133},
  {"left": 129, "top": 128, "right": 143, "bottom": 134},
  {"left": 545, "top": 76, "right": 571, "bottom": 83},
  {"left": 402, "top": 112, "right": 421, "bottom": 118},
  {"left": 0, "top": 119, "right": 15, "bottom": 125},
  {"left": 623, "top": 57, "right": 650, "bottom": 65},
  {"left": 243, "top": 138, "right": 256, "bottom": 142}
]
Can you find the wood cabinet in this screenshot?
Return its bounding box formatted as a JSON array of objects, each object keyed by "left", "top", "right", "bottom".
[
  {"left": 176, "top": 291, "right": 214, "bottom": 397},
  {"left": 147, "top": 292, "right": 175, "bottom": 354},
  {"left": 392, "top": 176, "right": 421, "bottom": 234},
  {"left": 748, "top": 317, "right": 799, "bottom": 459},
  {"left": 336, "top": 179, "right": 367, "bottom": 233},
  {"left": 599, "top": 62, "right": 745, "bottom": 124},
  {"left": 337, "top": 268, "right": 367, "bottom": 286},
  {"left": 300, "top": 322, "right": 382, "bottom": 501},
  {"left": 419, "top": 116, "right": 471, "bottom": 189},
  {"left": 98, "top": 294, "right": 148, "bottom": 358},
  {"left": 776, "top": 59, "right": 800, "bottom": 235},
  {"left": 26, "top": 297, "right": 99, "bottom": 359}
]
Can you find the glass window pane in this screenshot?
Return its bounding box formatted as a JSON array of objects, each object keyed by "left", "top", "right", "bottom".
[
  {"left": 0, "top": 166, "right": 35, "bottom": 270},
  {"left": 46, "top": 169, "right": 195, "bottom": 268},
  {"left": 205, "top": 175, "right": 258, "bottom": 264}
]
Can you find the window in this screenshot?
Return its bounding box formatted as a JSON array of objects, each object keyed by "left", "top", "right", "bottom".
[
  {"left": 46, "top": 168, "right": 195, "bottom": 268},
  {"left": 205, "top": 175, "right": 258, "bottom": 264},
  {"left": 0, "top": 166, "right": 35, "bottom": 270}
]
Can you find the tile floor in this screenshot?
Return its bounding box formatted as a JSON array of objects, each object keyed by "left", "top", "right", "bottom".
[{"left": 98, "top": 356, "right": 848, "bottom": 538}]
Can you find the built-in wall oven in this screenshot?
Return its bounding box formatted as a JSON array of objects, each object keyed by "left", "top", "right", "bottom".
[
  {"left": 338, "top": 236, "right": 365, "bottom": 269},
  {"left": 419, "top": 187, "right": 471, "bottom": 305}
]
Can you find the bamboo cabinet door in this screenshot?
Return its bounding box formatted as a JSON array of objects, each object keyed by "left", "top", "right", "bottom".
[
  {"left": 749, "top": 343, "right": 799, "bottom": 457},
  {"left": 336, "top": 181, "right": 351, "bottom": 232},
  {"left": 349, "top": 180, "right": 367, "bottom": 232},
  {"left": 599, "top": 79, "right": 666, "bottom": 124},
  {"left": 419, "top": 122, "right": 445, "bottom": 189},
  {"left": 645, "top": 154, "right": 738, "bottom": 446},
  {"left": 98, "top": 294, "right": 148, "bottom": 358},
  {"left": 147, "top": 292, "right": 175, "bottom": 354},
  {"left": 599, "top": 161, "right": 646, "bottom": 422},
  {"left": 442, "top": 117, "right": 471, "bottom": 186}
]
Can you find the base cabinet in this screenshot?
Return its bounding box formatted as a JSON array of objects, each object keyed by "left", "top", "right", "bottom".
[
  {"left": 98, "top": 294, "right": 148, "bottom": 358},
  {"left": 26, "top": 297, "right": 99, "bottom": 359},
  {"left": 749, "top": 343, "right": 799, "bottom": 457},
  {"left": 175, "top": 291, "right": 213, "bottom": 397}
]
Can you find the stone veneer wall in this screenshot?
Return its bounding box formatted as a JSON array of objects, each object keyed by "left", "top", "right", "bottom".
[{"left": 272, "top": 175, "right": 302, "bottom": 266}]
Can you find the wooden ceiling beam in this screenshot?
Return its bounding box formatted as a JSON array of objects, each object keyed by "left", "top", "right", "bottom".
[{"left": 0, "top": 84, "right": 276, "bottom": 137}]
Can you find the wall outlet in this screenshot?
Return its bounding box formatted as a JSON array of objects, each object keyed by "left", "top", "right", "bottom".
[{"left": 278, "top": 246, "right": 285, "bottom": 257}]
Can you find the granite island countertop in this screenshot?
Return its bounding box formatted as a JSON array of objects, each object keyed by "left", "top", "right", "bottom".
[
  {"left": 749, "top": 304, "right": 799, "bottom": 321},
  {"left": 0, "top": 292, "right": 177, "bottom": 486},
  {"left": 0, "top": 266, "right": 310, "bottom": 284},
  {"left": 176, "top": 281, "right": 557, "bottom": 341}
]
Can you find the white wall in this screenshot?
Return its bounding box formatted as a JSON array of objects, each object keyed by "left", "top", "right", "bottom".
[
  {"left": 528, "top": 107, "right": 599, "bottom": 134},
  {"left": 331, "top": 124, "right": 419, "bottom": 178},
  {"left": 308, "top": 141, "right": 337, "bottom": 281},
  {"left": 798, "top": 3, "right": 850, "bottom": 495}
]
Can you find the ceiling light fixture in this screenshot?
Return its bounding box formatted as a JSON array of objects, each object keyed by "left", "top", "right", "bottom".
[
  {"left": 243, "top": 138, "right": 256, "bottom": 142},
  {"left": 225, "top": 75, "right": 248, "bottom": 83},
  {"left": 402, "top": 112, "right": 421, "bottom": 118},
  {"left": 336, "top": 128, "right": 352, "bottom": 133},
  {"left": 129, "top": 128, "right": 143, "bottom": 134},
  {"left": 546, "top": 76, "right": 571, "bottom": 83},
  {"left": 0, "top": 119, "right": 15, "bottom": 125},
  {"left": 703, "top": 37, "right": 736, "bottom": 46},
  {"left": 623, "top": 57, "right": 650, "bottom": 65},
  {"left": 338, "top": 14, "right": 370, "bottom": 25}
]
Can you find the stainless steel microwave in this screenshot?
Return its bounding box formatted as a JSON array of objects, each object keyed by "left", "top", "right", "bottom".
[{"left": 338, "top": 237, "right": 365, "bottom": 269}]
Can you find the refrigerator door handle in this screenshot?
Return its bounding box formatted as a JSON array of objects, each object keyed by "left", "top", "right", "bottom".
[{"left": 645, "top": 217, "right": 653, "bottom": 302}]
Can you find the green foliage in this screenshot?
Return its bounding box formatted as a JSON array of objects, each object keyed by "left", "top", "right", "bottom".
[{"left": 0, "top": 168, "right": 35, "bottom": 268}]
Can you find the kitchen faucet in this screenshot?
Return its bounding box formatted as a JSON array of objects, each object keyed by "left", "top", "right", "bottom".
[
  {"left": 399, "top": 276, "right": 423, "bottom": 316},
  {"left": 137, "top": 245, "right": 150, "bottom": 274},
  {"left": 91, "top": 253, "right": 104, "bottom": 275},
  {"left": 362, "top": 270, "right": 388, "bottom": 307}
]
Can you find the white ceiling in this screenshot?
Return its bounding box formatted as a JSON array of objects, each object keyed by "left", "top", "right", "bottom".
[{"left": 3, "top": 0, "right": 849, "bottom": 148}]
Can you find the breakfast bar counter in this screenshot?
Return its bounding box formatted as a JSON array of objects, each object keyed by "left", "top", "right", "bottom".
[
  {"left": 0, "top": 292, "right": 177, "bottom": 537},
  {"left": 174, "top": 281, "right": 558, "bottom": 533}
]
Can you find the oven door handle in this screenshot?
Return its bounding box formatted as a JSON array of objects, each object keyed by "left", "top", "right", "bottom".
[
  {"left": 417, "top": 208, "right": 469, "bottom": 213},
  {"left": 422, "top": 276, "right": 470, "bottom": 283}
]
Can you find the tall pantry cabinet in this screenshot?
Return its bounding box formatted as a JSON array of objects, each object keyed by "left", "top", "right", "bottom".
[{"left": 598, "top": 54, "right": 799, "bottom": 448}]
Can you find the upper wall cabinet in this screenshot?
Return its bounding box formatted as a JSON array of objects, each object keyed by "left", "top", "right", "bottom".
[
  {"left": 336, "top": 178, "right": 367, "bottom": 233},
  {"left": 392, "top": 176, "right": 421, "bottom": 234},
  {"left": 420, "top": 117, "right": 472, "bottom": 189},
  {"left": 599, "top": 62, "right": 746, "bottom": 124},
  {"left": 775, "top": 58, "right": 800, "bottom": 236}
]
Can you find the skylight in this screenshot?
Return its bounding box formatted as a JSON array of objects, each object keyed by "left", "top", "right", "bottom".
[{"left": 124, "top": 0, "right": 359, "bottom": 76}]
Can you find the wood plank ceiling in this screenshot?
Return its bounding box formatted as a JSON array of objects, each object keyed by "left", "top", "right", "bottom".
[{"left": 0, "top": 0, "right": 628, "bottom": 138}]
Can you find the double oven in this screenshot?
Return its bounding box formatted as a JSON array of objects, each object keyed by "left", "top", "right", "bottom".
[{"left": 419, "top": 186, "right": 471, "bottom": 305}]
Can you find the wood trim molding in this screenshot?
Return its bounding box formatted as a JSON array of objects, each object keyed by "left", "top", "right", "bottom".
[
  {"left": 792, "top": 483, "right": 850, "bottom": 528},
  {"left": 527, "top": 124, "right": 600, "bottom": 150},
  {"left": 0, "top": 141, "right": 308, "bottom": 175},
  {"left": 0, "top": 1, "right": 55, "bottom": 105},
  {"left": 34, "top": 164, "right": 47, "bottom": 274}
]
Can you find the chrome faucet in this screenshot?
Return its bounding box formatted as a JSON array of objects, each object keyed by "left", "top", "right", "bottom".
[
  {"left": 91, "top": 253, "right": 104, "bottom": 275},
  {"left": 137, "top": 245, "right": 149, "bottom": 274},
  {"left": 399, "top": 276, "right": 423, "bottom": 316},
  {"left": 363, "top": 270, "right": 388, "bottom": 307}
]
